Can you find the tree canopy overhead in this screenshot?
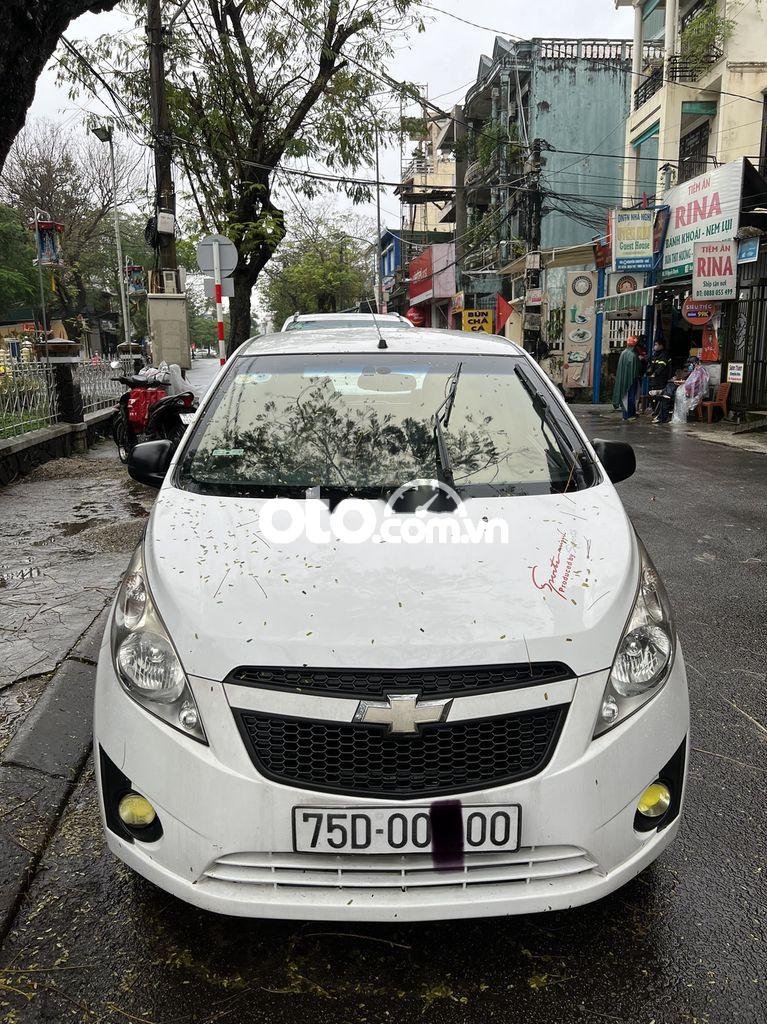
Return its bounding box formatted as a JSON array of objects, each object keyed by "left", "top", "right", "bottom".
[
  {"left": 60, "top": 0, "right": 423, "bottom": 354},
  {"left": 0, "top": 1, "right": 120, "bottom": 172},
  {"left": 261, "top": 210, "right": 374, "bottom": 327},
  {"left": 0, "top": 204, "right": 38, "bottom": 315}
]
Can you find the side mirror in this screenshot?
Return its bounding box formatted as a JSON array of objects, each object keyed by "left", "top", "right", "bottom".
[
  {"left": 591, "top": 438, "right": 636, "bottom": 485},
  {"left": 128, "top": 440, "right": 173, "bottom": 489}
]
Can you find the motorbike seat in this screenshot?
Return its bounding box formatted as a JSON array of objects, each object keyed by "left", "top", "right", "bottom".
[{"left": 127, "top": 376, "right": 169, "bottom": 389}]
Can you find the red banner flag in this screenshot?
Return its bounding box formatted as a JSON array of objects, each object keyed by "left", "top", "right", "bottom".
[{"left": 496, "top": 294, "right": 512, "bottom": 334}]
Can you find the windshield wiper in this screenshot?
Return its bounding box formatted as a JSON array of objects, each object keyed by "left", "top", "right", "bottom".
[
  {"left": 431, "top": 362, "right": 463, "bottom": 485},
  {"left": 514, "top": 365, "right": 590, "bottom": 490}
]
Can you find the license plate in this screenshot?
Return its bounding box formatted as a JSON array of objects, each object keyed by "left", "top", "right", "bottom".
[
  {"left": 292, "top": 805, "right": 520, "bottom": 854},
  {"left": 179, "top": 412, "right": 195, "bottom": 425}
]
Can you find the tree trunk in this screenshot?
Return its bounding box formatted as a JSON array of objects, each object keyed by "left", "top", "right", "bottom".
[
  {"left": 0, "top": 1, "right": 120, "bottom": 172},
  {"left": 228, "top": 266, "right": 256, "bottom": 356}
]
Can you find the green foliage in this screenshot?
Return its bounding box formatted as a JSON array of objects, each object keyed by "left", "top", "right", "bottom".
[
  {"left": 185, "top": 288, "right": 225, "bottom": 353},
  {"left": 260, "top": 212, "right": 374, "bottom": 327},
  {"left": 400, "top": 116, "right": 429, "bottom": 139},
  {"left": 0, "top": 204, "right": 37, "bottom": 314},
  {"left": 680, "top": 1, "right": 736, "bottom": 75},
  {"left": 0, "top": 120, "right": 150, "bottom": 336},
  {"left": 476, "top": 121, "right": 521, "bottom": 169},
  {"left": 459, "top": 121, "right": 522, "bottom": 170},
  {"left": 57, "top": 1, "right": 424, "bottom": 352}
]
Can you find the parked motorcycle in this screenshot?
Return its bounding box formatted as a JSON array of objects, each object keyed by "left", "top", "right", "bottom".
[{"left": 110, "top": 361, "right": 195, "bottom": 463}]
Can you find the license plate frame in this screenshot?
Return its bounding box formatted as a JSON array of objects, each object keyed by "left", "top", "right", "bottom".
[{"left": 292, "top": 804, "right": 521, "bottom": 855}]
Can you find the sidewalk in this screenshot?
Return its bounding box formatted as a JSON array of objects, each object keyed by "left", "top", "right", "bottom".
[
  {"left": 0, "top": 441, "right": 154, "bottom": 692},
  {"left": 186, "top": 354, "right": 221, "bottom": 400},
  {"left": 584, "top": 402, "right": 767, "bottom": 454}
]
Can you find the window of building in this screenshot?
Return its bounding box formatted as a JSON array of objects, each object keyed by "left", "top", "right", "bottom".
[
  {"left": 632, "top": 126, "right": 660, "bottom": 201},
  {"left": 634, "top": 132, "right": 659, "bottom": 199},
  {"left": 642, "top": 0, "right": 666, "bottom": 42},
  {"left": 678, "top": 121, "right": 710, "bottom": 183}
]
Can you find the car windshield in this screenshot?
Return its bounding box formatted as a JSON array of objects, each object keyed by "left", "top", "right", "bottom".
[
  {"left": 177, "top": 353, "right": 596, "bottom": 498},
  {"left": 285, "top": 318, "right": 409, "bottom": 331}
]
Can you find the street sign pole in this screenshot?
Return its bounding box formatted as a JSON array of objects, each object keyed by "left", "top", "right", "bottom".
[
  {"left": 213, "top": 238, "right": 225, "bottom": 365},
  {"left": 196, "top": 233, "right": 238, "bottom": 365}
]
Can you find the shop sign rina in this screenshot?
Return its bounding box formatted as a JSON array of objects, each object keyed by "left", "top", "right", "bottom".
[{"left": 662, "top": 160, "right": 743, "bottom": 280}]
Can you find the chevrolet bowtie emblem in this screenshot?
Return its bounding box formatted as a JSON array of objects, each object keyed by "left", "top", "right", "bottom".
[{"left": 353, "top": 693, "right": 453, "bottom": 734}]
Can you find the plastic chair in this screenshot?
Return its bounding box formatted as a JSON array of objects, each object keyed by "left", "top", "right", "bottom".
[{"left": 697, "top": 382, "right": 731, "bottom": 423}]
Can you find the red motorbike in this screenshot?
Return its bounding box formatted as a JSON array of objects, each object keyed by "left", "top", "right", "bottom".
[{"left": 111, "top": 367, "right": 195, "bottom": 463}]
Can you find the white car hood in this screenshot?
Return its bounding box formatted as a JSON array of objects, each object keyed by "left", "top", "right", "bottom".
[{"left": 144, "top": 484, "right": 639, "bottom": 681}]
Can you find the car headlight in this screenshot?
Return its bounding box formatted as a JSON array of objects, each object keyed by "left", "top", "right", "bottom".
[
  {"left": 594, "top": 540, "right": 675, "bottom": 737},
  {"left": 111, "top": 546, "right": 206, "bottom": 742}
]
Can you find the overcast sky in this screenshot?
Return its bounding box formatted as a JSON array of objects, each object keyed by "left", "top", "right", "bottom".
[{"left": 29, "top": 1, "right": 634, "bottom": 234}]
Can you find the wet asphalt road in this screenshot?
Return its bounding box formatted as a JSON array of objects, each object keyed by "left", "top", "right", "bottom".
[{"left": 0, "top": 409, "right": 765, "bottom": 1024}]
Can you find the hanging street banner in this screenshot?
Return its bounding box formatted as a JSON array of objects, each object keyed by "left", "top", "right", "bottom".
[
  {"left": 29, "top": 219, "right": 64, "bottom": 266},
  {"left": 612, "top": 209, "right": 654, "bottom": 271},
  {"left": 564, "top": 272, "right": 596, "bottom": 388},
  {"left": 661, "top": 159, "right": 743, "bottom": 280},
  {"left": 126, "top": 264, "right": 146, "bottom": 297},
  {"left": 692, "top": 239, "right": 737, "bottom": 300}
]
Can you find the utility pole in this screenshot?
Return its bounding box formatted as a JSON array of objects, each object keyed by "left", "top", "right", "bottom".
[
  {"left": 374, "top": 119, "right": 384, "bottom": 314},
  {"left": 523, "top": 138, "right": 543, "bottom": 358},
  {"left": 528, "top": 137, "right": 542, "bottom": 253},
  {"left": 453, "top": 104, "right": 467, "bottom": 297},
  {"left": 92, "top": 124, "right": 131, "bottom": 351},
  {"left": 147, "top": 0, "right": 177, "bottom": 277},
  {"left": 146, "top": 0, "right": 190, "bottom": 369}
]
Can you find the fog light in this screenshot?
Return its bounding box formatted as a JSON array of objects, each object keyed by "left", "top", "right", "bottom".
[
  {"left": 636, "top": 781, "right": 671, "bottom": 819},
  {"left": 118, "top": 792, "right": 156, "bottom": 828},
  {"left": 178, "top": 700, "right": 199, "bottom": 731},
  {"left": 600, "top": 695, "right": 619, "bottom": 724}
]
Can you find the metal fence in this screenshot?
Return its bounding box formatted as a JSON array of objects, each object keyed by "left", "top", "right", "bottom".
[
  {"left": 74, "top": 359, "right": 130, "bottom": 415},
  {"left": 0, "top": 361, "right": 60, "bottom": 440}
]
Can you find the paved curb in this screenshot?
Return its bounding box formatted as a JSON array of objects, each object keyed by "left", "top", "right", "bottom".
[{"left": 0, "top": 605, "right": 110, "bottom": 940}]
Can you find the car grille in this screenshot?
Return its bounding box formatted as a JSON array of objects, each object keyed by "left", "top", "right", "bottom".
[
  {"left": 233, "top": 706, "right": 566, "bottom": 798},
  {"left": 201, "top": 846, "right": 597, "bottom": 893},
  {"left": 226, "top": 662, "right": 573, "bottom": 699}
]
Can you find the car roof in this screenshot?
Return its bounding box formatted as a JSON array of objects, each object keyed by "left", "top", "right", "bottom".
[
  {"left": 239, "top": 328, "right": 525, "bottom": 358},
  {"left": 282, "top": 312, "right": 411, "bottom": 324}
]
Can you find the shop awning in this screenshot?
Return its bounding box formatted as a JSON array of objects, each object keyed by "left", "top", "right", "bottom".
[{"left": 596, "top": 286, "right": 655, "bottom": 314}]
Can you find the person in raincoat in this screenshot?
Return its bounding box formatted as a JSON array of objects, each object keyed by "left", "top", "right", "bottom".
[{"left": 612, "top": 336, "right": 641, "bottom": 421}]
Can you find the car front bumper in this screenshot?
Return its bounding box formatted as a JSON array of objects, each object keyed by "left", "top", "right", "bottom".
[{"left": 94, "top": 646, "right": 689, "bottom": 922}]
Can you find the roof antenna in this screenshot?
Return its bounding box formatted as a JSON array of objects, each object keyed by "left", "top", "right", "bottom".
[{"left": 367, "top": 297, "right": 388, "bottom": 349}]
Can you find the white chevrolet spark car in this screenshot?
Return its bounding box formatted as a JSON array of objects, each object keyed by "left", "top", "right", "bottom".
[{"left": 96, "top": 328, "right": 689, "bottom": 921}]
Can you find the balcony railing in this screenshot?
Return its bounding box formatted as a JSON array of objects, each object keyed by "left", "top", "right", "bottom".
[
  {"left": 634, "top": 63, "right": 664, "bottom": 111},
  {"left": 666, "top": 49, "right": 724, "bottom": 83},
  {"left": 401, "top": 156, "right": 432, "bottom": 181},
  {"left": 533, "top": 39, "right": 664, "bottom": 63}
]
